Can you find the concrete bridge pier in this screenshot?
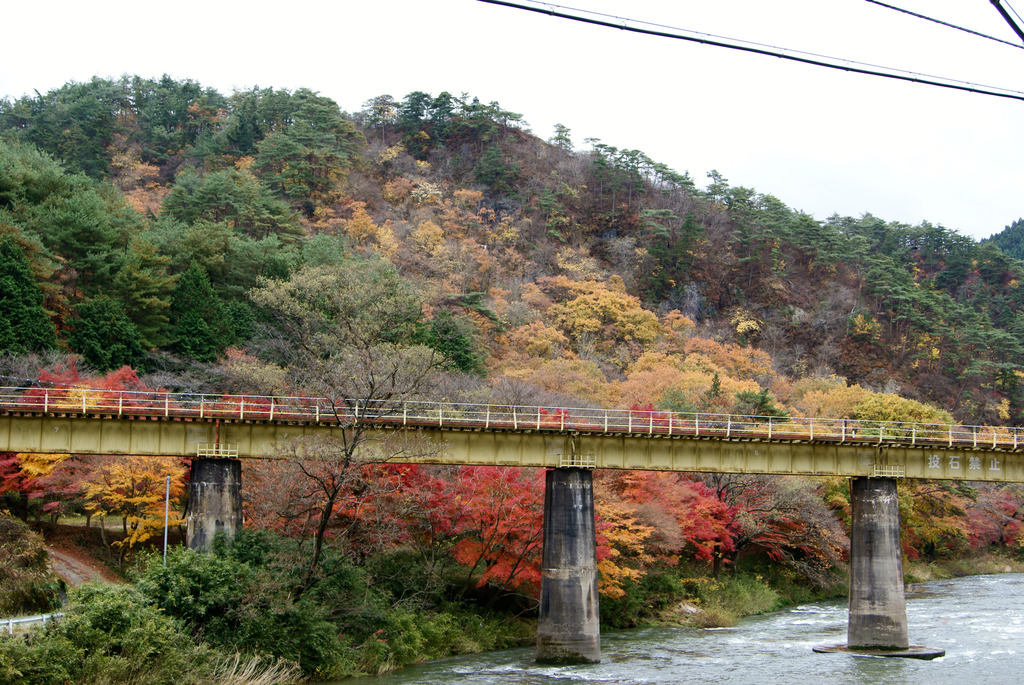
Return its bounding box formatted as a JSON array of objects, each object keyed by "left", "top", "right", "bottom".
[
  {"left": 185, "top": 458, "right": 243, "bottom": 551},
  {"left": 536, "top": 467, "right": 601, "bottom": 664},
  {"left": 847, "top": 476, "right": 909, "bottom": 650},
  {"left": 816, "top": 476, "right": 944, "bottom": 659}
]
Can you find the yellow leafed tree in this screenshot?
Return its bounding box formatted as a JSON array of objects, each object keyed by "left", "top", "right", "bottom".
[
  {"left": 541, "top": 277, "right": 661, "bottom": 347},
  {"left": 16, "top": 452, "right": 70, "bottom": 479},
  {"left": 595, "top": 499, "right": 654, "bottom": 599},
  {"left": 82, "top": 456, "right": 186, "bottom": 556}
]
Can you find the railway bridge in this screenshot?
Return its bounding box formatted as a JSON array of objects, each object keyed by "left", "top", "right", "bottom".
[{"left": 4, "top": 386, "right": 1018, "bottom": 662}]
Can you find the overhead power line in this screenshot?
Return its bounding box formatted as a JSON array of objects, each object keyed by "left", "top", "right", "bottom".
[
  {"left": 476, "top": 0, "right": 1024, "bottom": 102},
  {"left": 865, "top": 0, "right": 1024, "bottom": 49},
  {"left": 1008, "top": 0, "right": 1024, "bottom": 25},
  {"left": 990, "top": 0, "right": 1024, "bottom": 44}
]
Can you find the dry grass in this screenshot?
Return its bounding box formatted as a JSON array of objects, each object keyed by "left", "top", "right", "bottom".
[
  {"left": 691, "top": 606, "right": 737, "bottom": 629},
  {"left": 207, "top": 654, "right": 304, "bottom": 685}
]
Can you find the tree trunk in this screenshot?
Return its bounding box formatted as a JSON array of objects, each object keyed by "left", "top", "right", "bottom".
[{"left": 303, "top": 495, "right": 337, "bottom": 590}]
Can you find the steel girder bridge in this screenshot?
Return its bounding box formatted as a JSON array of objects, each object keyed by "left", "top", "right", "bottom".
[{"left": 0, "top": 386, "right": 1019, "bottom": 482}]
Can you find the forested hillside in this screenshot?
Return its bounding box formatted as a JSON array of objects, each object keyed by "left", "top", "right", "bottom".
[
  {"left": 987, "top": 217, "right": 1024, "bottom": 262},
  {"left": 2, "top": 75, "right": 1024, "bottom": 680},
  {"left": 4, "top": 76, "right": 1024, "bottom": 423}
]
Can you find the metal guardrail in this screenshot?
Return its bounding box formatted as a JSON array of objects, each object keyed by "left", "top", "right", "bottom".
[
  {"left": 4, "top": 612, "right": 64, "bottom": 634},
  {"left": 872, "top": 463, "right": 906, "bottom": 478},
  {"left": 0, "top": 385, "right": 1021, "bottom": 451},
  {"left": 560, "top": 453, "right": 597, "bottom": 469},
  {"left": 197, "top": 443, "right": 239, "bottom": 458}
]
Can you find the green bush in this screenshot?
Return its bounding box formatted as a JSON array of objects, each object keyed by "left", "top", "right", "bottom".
[
  {"left": 600, "top": 570, "right": 690, "bottom": 629},
  {"left": 0, "top": 630, "right": 81, "bottom": 685},
  {"left": 134, "top": 545, "right": 347, "bottom": 678},
  {"left": 127, "top": 532, "right": 535, "bottom": 678},
  {"left": 0, "top": 582, "right": 301, "bottom": 684},
  {"left": 0, "top": 584, "right": 212, "bottom": 685},
  {"left": 697, "top": 575, "right": 782, "bottom": 626},
  {"left": 0, "top": 514, "right": 62, "bottom": 615},
  {"left": 58, "top": 584, "right": 203, "bottom": 682}
]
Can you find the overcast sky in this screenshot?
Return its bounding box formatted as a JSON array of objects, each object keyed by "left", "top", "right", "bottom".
[{"left": 3, "top": 0, "right": 1023, "bottom": 240}]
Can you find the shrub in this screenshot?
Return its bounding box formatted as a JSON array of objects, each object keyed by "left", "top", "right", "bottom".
[
  {"left": 134, "top": 544, "right": 347, "bottom": 678},
  {"left": 0, "top": 583, "right": 213, "bottom": 685},
  {"left": 0, "top": 584, "right": 300, "bottom": 685},
  {"left": 0, "top": 514, "right": 62, "bottom": 615}
]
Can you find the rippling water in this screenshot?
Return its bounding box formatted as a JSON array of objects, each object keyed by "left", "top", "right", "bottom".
[{"left": 336, "top": 574, "right": 1024, "bottom": 685}]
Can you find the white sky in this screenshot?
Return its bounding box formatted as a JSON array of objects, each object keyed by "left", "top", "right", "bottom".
[{"left": 3, "top": 0, "right": 1023, "bottom": 240}]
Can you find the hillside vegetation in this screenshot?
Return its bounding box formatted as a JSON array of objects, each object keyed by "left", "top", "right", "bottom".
[{"left": 2, "top": 75, "right": 1024, "bottom": 680}]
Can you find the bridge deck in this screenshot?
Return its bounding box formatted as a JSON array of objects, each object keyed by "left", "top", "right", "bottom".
[{"left": 1, "top": 387, "right": 1021, "bottom": 481}]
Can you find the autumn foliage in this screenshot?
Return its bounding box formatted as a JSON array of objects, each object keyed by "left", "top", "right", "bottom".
[
  {"left": 8, "top": 77, "right": 1024, "bottom": 637},
  {"left": 0, "top": 362, "right": 186, "bottom": 559}
]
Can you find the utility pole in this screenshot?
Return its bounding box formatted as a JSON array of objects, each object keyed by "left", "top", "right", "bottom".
[{"left": 163, "top": 475, "right": 171, "bottom": 565}]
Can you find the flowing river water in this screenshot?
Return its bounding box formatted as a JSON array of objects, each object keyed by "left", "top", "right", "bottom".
[{"left": 336, "top": 573, "right": 1024, "bottom": 685}]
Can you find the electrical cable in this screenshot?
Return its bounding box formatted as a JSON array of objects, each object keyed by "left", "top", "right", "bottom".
[
  {"left": 990, "top": 0, "right": 1024, "bottom": 44},
  {"left": 1005, "top": 0, "right": 1024, "bottom": 26},
  {"left": 865, "top": 0, "right": 1024, "bottom": 49},
  {"left": 477, "top": 0, "right": 1024, "bottom": 101}
]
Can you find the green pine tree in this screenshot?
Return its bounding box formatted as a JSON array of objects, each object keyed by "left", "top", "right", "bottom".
[
  {"left": 0, "top": 233, "right": 56, "bottom": 354},
  {"left": 425, "top": 312, "right": 485, "bottom": 375},
  {"left": 170, "top": 262, "right": 234, "bottom": 362},
  {"left": 68, "top": 296, "right": 145, "bottom": 371}
]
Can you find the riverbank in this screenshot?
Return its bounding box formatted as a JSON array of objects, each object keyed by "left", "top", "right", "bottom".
[
  {"left": 335, "top": 573, "right": 1024, "bottom": 685},
  {"left": 652, "top": 570, "right": 845, "bottom": 630},
  {"left": 642, "top": 549, "right": 1024, "bottom": 632},
  {"left": 904, "top": 549, "right": 1024, "bottom": 583}
]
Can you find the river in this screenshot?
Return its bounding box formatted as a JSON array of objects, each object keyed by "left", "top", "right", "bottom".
[{"left": 336, "top": 573, "right": 1024, "bottom": 684}]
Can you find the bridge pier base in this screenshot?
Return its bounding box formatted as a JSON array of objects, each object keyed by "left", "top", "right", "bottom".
[
  {"left": 536, "top": 467, "right": 600, "bottom": 664},
  {"left": 815, "top": 476, "right": 943, "bottom": 659},
  {"left": 185, "top": 458, "right": 243, "bottom": 552}
]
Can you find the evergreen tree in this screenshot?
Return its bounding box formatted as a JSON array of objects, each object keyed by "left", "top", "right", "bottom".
[
  {"left": 107, "top": 236, "right": 174, "bottom": 348},
  {"left": 170, "top": 262, "right": 234, "bottom": 361},
  {"left": 425, "top": 312, "right": 485, "bottom": 375},
  {"left": 0, "top": 137, "right": 142, "bottom": 296},
  {"left": 985, "top": 218, "right": 1024, "bottom": 261},
  {"left": 160, "top": 168, "right": 300, "bottom": 241},
  {"left": 398, "top": 91, "right": 434, "bottom": 159},
  {"left": 732, "top": 388, "right": 789, "bottom": 418},
  {"left": 550, "top": 123, "right": 573, "bottom": 151},
  {"left": 0, "top": 233, "right": 56, "bottom": 354},
  {"left": 68, "top": 296, "right": 145, "bottom": 371},
  {"left": 253, "top": 89, "right": 363, "bottom": 210},
  {"left": 474, "top": 144, "right": 519, "bottom": 194}
]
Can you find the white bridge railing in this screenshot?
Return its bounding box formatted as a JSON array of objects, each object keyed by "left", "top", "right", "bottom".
[{"left": 0, "top": 386, "right": 1020, "bottom": 450}]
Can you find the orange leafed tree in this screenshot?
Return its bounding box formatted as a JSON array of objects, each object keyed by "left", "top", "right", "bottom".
[
  {"left": 599, "top": 470, "right": 737, "bottom": 567},
  {"left": 594, "top": 497, "right": 654, "bottom": 599},
  {"left": 23, "top": 360, "right": 167, "bottom": 413},
  {"left": 451, "top": 466, "right": 546, "bottom": 597}
]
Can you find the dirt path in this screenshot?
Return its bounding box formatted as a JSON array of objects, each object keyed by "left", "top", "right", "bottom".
[{"left": 46, "top": 545, "right": 120, "bottom": 586}]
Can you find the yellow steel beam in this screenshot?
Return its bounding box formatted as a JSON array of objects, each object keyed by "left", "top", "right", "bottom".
[{"left": 2, "top": 414, "right": 1022, "bottom": 482}]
